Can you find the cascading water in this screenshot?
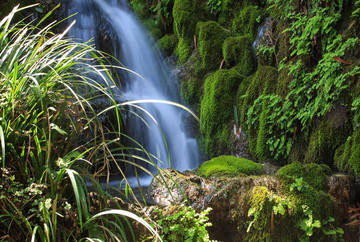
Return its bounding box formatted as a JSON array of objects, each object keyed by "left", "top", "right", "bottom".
[{"left": 64, "top": 0, "right": 200, "bottom": 185}]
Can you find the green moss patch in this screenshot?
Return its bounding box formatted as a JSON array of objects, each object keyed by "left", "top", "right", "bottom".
[
  {"left": 276, "top": 161, "right": 330, "bottom": 191},
  {"left": 157, "top": 34, "right": 178, "bottom": 56},
  {"left": 198, "top": 155, "right": 264, "bottom": 178},
  {"left": 232, "top": 6, "right": 261, "bottom": 41},
  {"left": 196, "top": 21, "right": 230, "bottom": 71},
  {"left": 222, "top": 35, "right": 254, "bottom": 75},
  {"left": 200, "top": 69, "right": 242, "bottom": 158}
]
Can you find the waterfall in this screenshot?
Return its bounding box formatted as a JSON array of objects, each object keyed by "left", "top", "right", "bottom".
[{"left": 64, "top": 0, "right": 200, "bottom": 184}]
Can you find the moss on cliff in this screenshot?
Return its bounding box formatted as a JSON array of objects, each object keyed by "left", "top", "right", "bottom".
[
  {"left": 200, "top": 69, "right": 242, "bottom": 158},
  {"left": 173, "top": 0, "right": 196, "bottom": 64},
  {"left": 157, "top": 34, "right": 178, "bottom": 56},
  {"left": 222, "top": 35, "right": 255, "bottom": 75},
  {"left": 196, "top": 21, "right": 230, "bottom": 71},
  {"left": 198, "top": 155, "right": 264, "bottom": 178},
  {"left": 239, "top": 66, "right": 278, "bottom": 157},
  {"left": 304, "top": 106, "right": 350, "bottom": 167},
  {"left": 232, "top": 6, "right": 261, "bottom": 41}
]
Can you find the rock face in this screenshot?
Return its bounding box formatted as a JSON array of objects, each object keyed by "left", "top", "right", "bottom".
[
  {"left": 147, "top": 168, "right": 360, "bottom": 241},
  {"left": 148, "top": 169, "right": 284, "bottom": 241}
]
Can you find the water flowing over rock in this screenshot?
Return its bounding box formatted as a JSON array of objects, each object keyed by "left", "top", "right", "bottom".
[{"left": 63, "top": 0, "right": 200, "bottom": 181}]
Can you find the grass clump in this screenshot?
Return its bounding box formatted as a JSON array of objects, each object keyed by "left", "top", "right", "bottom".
[{"left": 198, "top": 155, "right": 264, "bottom": 178}]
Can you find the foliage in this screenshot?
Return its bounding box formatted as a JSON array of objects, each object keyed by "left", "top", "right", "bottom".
[
  {"left": 198, "top": 155, "right": 264, "bottom": 178},
  {"left": 245, "top": 0, "right": 360, "bottom": 160},
  {"left": 207, "top": 0, "right": 222, "bottom": 15},
  {"left": 154, "top": 205, "right": 212, "bottom": 242},
  {"left": 0, "top": 5, "right": 162, "bottom": 241},
  {"left": 150, "top": 0, "right": 174, "bottom": 32}
]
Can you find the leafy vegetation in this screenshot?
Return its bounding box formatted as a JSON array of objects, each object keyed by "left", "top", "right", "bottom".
[
  {"left": 0, "top": 5, "right": 162, "bottom": 240},
  {"left": 153, "top": 205, "right": 212, "bottom": 241}
]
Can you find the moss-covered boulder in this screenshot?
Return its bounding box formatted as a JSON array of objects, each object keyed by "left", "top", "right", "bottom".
[
  {"left": 173, "top": 0, "right": 197, "bottom": 64},
  {"left": 198, "top": 155, "right": 264, "bottom": 178},
  {"left": 157, "top": 34, "right": 178, "bottom": 56},
  {"left": 196, "top": 21, "right": 230, "bottom": 71},
  {"left": 200, "top": 69, "right": 242, "bottom": 158},
  {"left": 232, "top": 5, "right": 261, "bottom": 41},
  {"left": 276, "top": 161, "right": 330, "bottom": 191},
  {"left": 222, "top": 35, "right": 255, "bottom": 75}
]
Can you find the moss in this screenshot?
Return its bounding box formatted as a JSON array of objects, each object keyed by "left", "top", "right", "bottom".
[
  {"left": 173, "top": 0, "right": 196, "bottom": 64},
  {"left": 218, "top": 0, "right": 259, "bottom": 28},
  {"left": 349, "top": 128, "right": 360, "bottom": 178},
  {"left": 129, "top": 0, "right": 149, "bottom": 19},
  {"left": 196, "top": 21, "right": 230, "bottom": 71},
  {"left": 181, "top": 77, "right": 203, "bottom": 105},
  {"left": 157, "top": 34, "right": 178, "bottom": 56},
  {"left": 304, "top": 106, "right": 350, "bottom": 167},
  {"left": 232, "top": 6, "right": 261, "bottom": 41},
  {"left": 198, "top": 155, "right": 264, "bottom": 178},
  {"left": 222, "top": 35, "right": 255, "bottom": 76},
  {"left": 276, "top": 67, "right": 292, "bottom": 97},
  {"left": 245, "top": 186, "right": 295, "bottom": 242},
  {"left": 239, "top": 66, "right": 278, "bottom": 157},
  {"left": 255, "top": 99, "right": 270, "bottom": 160},
  {"left": 276, "top": 161, "right": 329, "bottom": 191},
  {"left": 200, "top": 69, "right": 242, "bottom": 158}
]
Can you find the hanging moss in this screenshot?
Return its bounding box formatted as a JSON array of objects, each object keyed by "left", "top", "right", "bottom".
[
  {"left": 222, "top": 35, "right": 255, "bottom": 76},
  {"left": 232, "top": 6, "right": 261, "bottom": 41},
  {"left": 198, "top": 155, "right": 264, "bottom": 178},
  {"left": 196, "top": 21, "right": 230, "bottom": 71},
  {"left": 200, "top": 69, "right": 242, "bottom": 158},
  {"left": 157, "top": 34, "right": 178, "bottom": 56}
]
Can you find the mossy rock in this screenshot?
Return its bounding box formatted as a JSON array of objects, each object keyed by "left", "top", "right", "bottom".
[
  {"left": 173, "top": 0, "right": 196, "bottom": 64},
  {"left": 129, "top": 0, "right": 149, "bottom": 19},
  {"left": 276, "top": 67, "right": 292, "bottom": 97},
  {"left": 196, "top": 21, "right": 230, "bottom": 71},
  {"left": 198, "top": 155, "right": 264, "bottom": 178},
  {"left": 222, "top": 35, "right": 255, "bottom": 75},
  {"left": 200, "top": 69, "right": 242, "bottom": 158},
  {"left": 276, "top": 161, "right": 329, "bottom": 191},
  {"left": 239, "top": 66, "right": 278, "bottom": 157},
  {"left": 218, "top": 0, "right": 260, "bottom": 28},
  {"left": 157, "top": 34, "right": 178, "bottom": 56},
  {"left": 304, "top": 104, "right": 350, "bottom": 167},
  {"left": 232, "top": 5, "right": 261, "bottom": 41}
]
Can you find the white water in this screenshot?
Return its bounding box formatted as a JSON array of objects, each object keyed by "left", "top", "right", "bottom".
[{"left": 65, "top": 0, "right": 200, "bottom": 180}]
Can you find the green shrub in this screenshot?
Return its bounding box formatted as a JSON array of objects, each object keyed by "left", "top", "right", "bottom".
[{"left": 198, "top": 155, "right": 264, "bottom": 178}]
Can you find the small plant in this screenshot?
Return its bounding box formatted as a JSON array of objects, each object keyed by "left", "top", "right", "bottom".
[
  {"left": 290, "top": 177, "right": 309, "bottom": 192},
  {"left": 298, "top": 205, "right": 321, "bottom": 240},
  {"left": 207, "top": 0, "right": 222, "bottom": 14},
  {"left": 154, "top": 205, "right": 212, "bottom": 242}
]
